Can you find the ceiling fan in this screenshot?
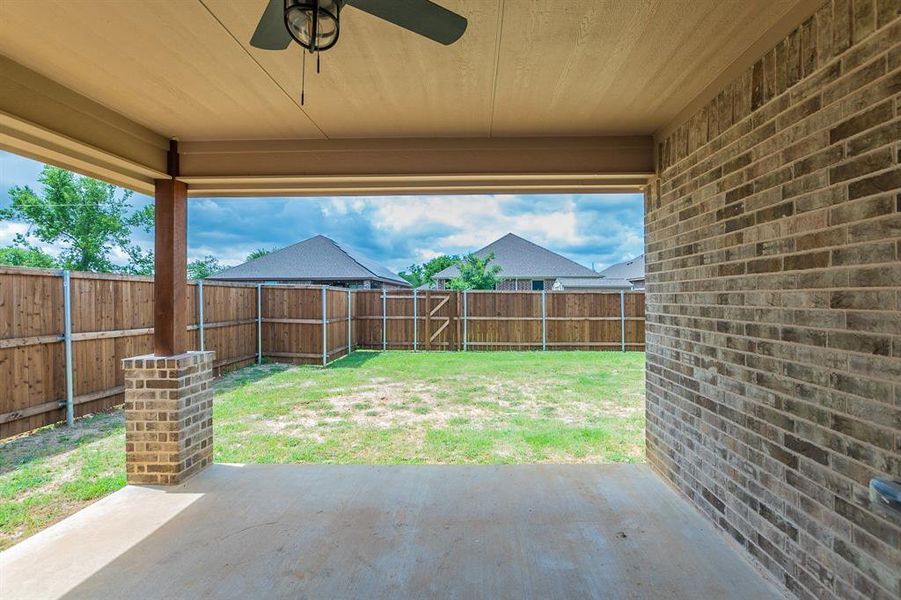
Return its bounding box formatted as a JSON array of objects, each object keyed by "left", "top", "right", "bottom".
[{"left": 250, "top": 0, "right": 468, "bottom": 53}]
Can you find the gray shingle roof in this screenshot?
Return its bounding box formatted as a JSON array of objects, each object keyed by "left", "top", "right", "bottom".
[
  {"left": 434, "top": 233, "right": 599, "bottom": 280},
  {"left": 209, "top": 235, "right": 410, "bottom": 286},
  {"left": 596, "top": 254, "right": 645, "bottom": 282}
]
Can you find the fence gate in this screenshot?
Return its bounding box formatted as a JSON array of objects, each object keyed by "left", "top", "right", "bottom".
[{"left": 423, "top": 291, "right": 456, "bottom": 350}]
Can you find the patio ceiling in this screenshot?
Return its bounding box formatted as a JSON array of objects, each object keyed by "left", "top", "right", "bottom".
[{"left": 0, "top": 0, "right": 820, "bottom": 195}]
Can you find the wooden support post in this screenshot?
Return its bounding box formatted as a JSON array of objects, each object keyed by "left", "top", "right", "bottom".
[{"left": 153, "top": 178, "right": 187, "bottom": 356}]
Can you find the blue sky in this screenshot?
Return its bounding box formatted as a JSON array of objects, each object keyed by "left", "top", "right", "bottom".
[{"left": 0, "top": 150, "right": 644, "bottom": 273}]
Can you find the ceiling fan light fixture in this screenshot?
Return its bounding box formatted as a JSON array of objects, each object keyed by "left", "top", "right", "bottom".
[{"left": 285, "top": 0, "right": 342, "bottom": 52}]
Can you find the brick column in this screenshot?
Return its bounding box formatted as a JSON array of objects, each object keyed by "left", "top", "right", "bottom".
[{"left": 122, "top": 351, "right": 215, "bottom": 485}]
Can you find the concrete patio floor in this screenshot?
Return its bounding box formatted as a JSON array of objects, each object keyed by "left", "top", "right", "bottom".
[{"left": 1, "top": 464, "right": 783, "bottom": 599}]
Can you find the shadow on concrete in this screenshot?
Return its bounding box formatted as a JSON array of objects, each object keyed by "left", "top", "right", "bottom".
[{"left": 2, "top": 463, "right": 782, "bottom": 600}]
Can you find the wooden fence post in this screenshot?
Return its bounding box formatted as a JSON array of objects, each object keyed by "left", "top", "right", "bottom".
[
  {"left": 62, "top": 270, "right": 74, "bottom": 426},
  {"left": 347, "top": 289, "right": 352, "bottom": 355},
  {"left": 620, "top": 290, "right": 626, "bottom": 352}
]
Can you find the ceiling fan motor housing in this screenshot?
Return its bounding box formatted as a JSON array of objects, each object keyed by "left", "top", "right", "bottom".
[{"left": 285, "top": 0, "right": 345, "bottom": 52}]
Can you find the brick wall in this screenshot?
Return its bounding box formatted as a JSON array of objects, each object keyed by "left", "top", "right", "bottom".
[
  {"left": 646, "top": 2, "right": 899, "bottom": 599},
  {"left": 123, "top": 352, "right": 214, "bottom": 485}
]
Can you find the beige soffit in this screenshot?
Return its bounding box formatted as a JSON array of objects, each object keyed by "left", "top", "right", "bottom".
[{"left": 0, "top": 0, "right": 820, "bottom": 195}]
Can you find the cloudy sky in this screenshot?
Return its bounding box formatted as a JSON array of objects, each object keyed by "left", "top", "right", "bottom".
[{"left": 1, "top": 150, "right": 644, "bottom": 273}]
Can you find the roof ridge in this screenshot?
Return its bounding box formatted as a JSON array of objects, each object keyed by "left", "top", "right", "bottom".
[
  {"left": 324, "top": 236, "right": 407, "bottom": 285},
  {"left": 323, "top": 236, "right": 380, "bottom": 279}
]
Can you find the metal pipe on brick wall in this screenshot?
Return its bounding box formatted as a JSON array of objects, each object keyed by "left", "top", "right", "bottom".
[
  {"left": 62, "top": 270, "right": 74, "bottom": 427},
  {"left": 256, "top": 284, "right": 263, "bottom": 364},
  {"left": 462, "top": 290, "right": 468, "bottom": 352},
  {"left": 321, "top": 286, "right": 327, "bottom": 366},
  {"left": 620, "top": 290, "right": 626, "bottom": 352},
  {"left": 382, "top": 288, "right": 387, "bottom": 351},
  {"left": 413, "top": 289, "right": 418, "bottom": 352},
  {"left": 197, "top": 279, "right": 205, "bottom": 352}
]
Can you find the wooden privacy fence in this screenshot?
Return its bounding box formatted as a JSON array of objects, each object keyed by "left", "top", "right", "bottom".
[
  {"left": 0, "top": 267, "right": 259, "bottom": 438},
  {"left": 1, "top": 266, "right": 643, "bottom": 438},
  {"left": 353, "top": 289, "right": 645, "bottom": 352}
]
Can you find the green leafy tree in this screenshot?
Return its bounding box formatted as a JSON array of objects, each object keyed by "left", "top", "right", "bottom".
[
  {"left": 188, "top": 255, "right": 223, "bottom": 279},
  {"left": 246, "top": 248, "right": 273, "bottom": 261},
  {"left": 400, "top": 254, "right": 460, "bottom": 287},
  {"left": 1, "top": 166, "right": 153, "bottom": 273},
  {"left": 120, "top": 245, "right": 155, "bottom": 276},
  {"left": 0, "top": 245, "right": 57, "bottom": 268},
  {"left": 447, "top": 252, "right": 502, "bottom": 290}
]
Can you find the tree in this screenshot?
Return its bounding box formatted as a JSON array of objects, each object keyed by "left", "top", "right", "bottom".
[
  {"left": 447, "top": 252, "right": 502, "bottom": 290},
  {"left": 1, "top": 166, "right": 154, "bottom": 273},
  {"left": 399, "top": 254, "right": 460, "bottom": 287},
  {"left": 0, "top": 245, "right": 57, "bottom": 268},
  {"left": 246, "top": 248, "right": 273, "bottom": 261},
  {"left": 188, "top": 255, "right": 223, "bottom": 279}
]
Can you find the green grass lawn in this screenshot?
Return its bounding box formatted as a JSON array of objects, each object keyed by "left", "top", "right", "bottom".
[{"left": 0, "top": 351, "right": 644, "bottom": 550}]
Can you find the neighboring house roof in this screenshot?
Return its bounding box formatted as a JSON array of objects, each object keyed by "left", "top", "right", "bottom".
[
  {"left": 596, "top": 254, "right": 645, "bottom": 282},
  {"left": 209, "top": 235, "right": 410, "bottom": 287},
  {"left": 553, "top": 277, "right": 634, "bottom": 290},
  {"left": 434, "top": 233, "right": 599, "bottom": 280}
]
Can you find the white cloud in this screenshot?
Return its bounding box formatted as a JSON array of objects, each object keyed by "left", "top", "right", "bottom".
[
  {"left": 356, "top": 195, "right": 588, "bottom": 253},
  {"left": 0, "top": 221, "right": 60, "bottom": 256}
]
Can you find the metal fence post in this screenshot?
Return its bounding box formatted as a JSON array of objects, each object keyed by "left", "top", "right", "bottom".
[
  {"left": 197, "top": 279, "right": 205, "bottom": 352},
  {"left": 541, "top": 289, "right": 547, "bottom": 351},
  {"left": 347, "top": 289, "right": 352, "bottom": 355},
  {"left": 256, "top": 284, "right": 263, "bottom": 364},
  {"left": 620, "top": 290, "right": 626, "bottom": 352},
  {"left": 382, "top": 287, "right": 387, "bottom": 351},
  {"left": 62, "top": 270, "right": 74, "bottom": 427},
  {"left": 321, "top": 286, "right": 328, "bottom": 366},
  {"left": 462, "top": 290, "right": 468, "bottom": 352},
  {"left": 412, "top": 288, "right": 418, "bottom": 352}
]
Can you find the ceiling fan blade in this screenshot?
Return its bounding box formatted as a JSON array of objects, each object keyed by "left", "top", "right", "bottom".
[
  {"left": 250, "top": 0, "right": 292, "bottom": 50},
  {"left": 347, "top": 0, "right": 467, "bottom": 45}
]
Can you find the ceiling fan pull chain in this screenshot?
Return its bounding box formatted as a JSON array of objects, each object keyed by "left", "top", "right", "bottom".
[{"left": 300, "top": 49, "right": 306, "bottom": 106}]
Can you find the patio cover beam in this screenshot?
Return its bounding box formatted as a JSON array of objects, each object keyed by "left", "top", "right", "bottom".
[{"left": 177, "top": 137, "right": 655, "bottom": 196}]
